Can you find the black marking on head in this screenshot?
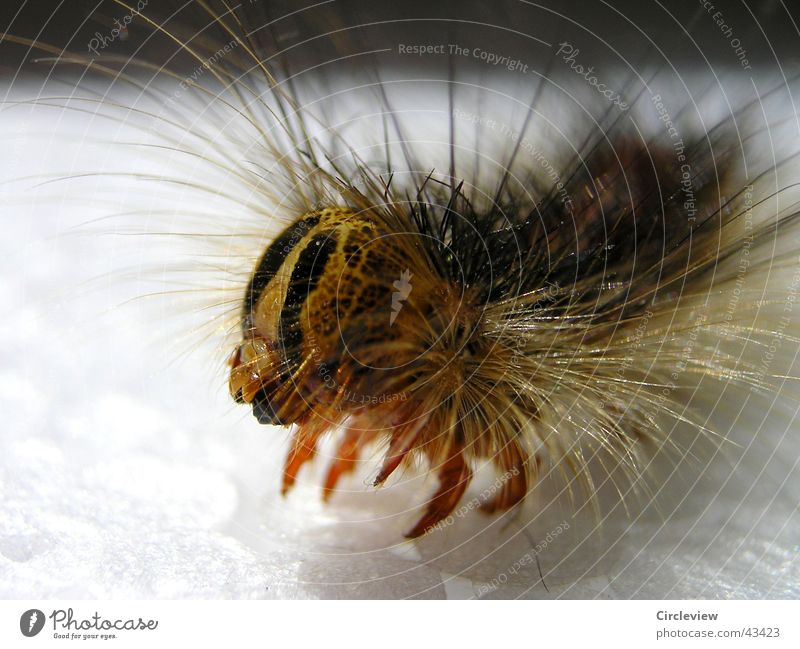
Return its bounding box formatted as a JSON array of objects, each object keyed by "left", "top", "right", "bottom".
[
  {"left": 251, "top": 387, "right": 283, "bottom": 425},
  {"left": 243, "top": 215, "right": 320, "bottom": 329},
  {"left": 278, "top": 231, "right": 339, "bottom": 370}
]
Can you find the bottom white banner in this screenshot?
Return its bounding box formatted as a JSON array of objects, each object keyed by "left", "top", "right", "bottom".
[{"left": 1, "top": 600, "right": 797, "bottom": 648}]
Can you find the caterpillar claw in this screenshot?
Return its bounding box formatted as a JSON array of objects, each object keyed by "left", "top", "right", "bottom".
[
  {"left": 479, "top": 468, "right": 528, "bottom": 514},
  {"left": 373, "top": 414, "right": 428, "bottom": 486},
  {"left": 405, "top": 446, "right": 472, "bottom": 538},
  {"left": 322, "top": 427, "right": 369, "bottom": 501},
  {"left": 281, "top": 422, "right": 324, "bottom": 496},
  {"left": 480, "top": 448, "right": 530, "bottom": 514}
]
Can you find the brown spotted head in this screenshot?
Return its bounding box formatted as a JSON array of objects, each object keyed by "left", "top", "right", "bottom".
[{"left": 229, "top": 207, "right": 418, "bottom": 426}]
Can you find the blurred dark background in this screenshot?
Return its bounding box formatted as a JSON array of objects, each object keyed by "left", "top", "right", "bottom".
[{"left": 1, "top": 0, "right": 798, "bottom": 79}]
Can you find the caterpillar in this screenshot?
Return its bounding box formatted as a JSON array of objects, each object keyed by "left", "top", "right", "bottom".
[{"left": 3, "top": 0, "right": 799, "bottom": 597}]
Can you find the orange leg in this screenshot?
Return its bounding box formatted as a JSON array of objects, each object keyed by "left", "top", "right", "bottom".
[
  {"left": 480, "top": 445, "right": 530, "bottom": 514},
  {"left": 373, "top": 411, "right": 428, "bottom": 486},
  {"left": 405, "top": 445, "right": 472, "bottom": 538},
  {"left": 281, "top": 419, "right": 326, "bottom": 495},
  {"left": 322, "top": 427, "right": 372, "bottom": 501}
]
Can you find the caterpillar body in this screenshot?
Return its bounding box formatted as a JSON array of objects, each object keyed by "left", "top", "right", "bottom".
[{"left": 227, "top": 123, "right": 773, "bottom": 538}]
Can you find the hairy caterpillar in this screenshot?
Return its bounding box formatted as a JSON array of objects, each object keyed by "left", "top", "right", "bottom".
[{"left": 3, "top": 0, "right": 799, "bottom": 597}]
